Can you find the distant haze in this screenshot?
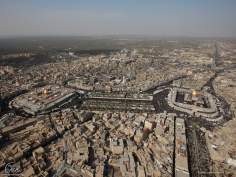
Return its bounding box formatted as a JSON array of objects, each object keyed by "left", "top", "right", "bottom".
[{"left": 0, "top": 0, "right": 236, "bottom": 38}]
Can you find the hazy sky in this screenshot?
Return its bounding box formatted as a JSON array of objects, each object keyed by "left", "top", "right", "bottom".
[{"left": 0, "top": 0, "right": 236, "bottom": 37}]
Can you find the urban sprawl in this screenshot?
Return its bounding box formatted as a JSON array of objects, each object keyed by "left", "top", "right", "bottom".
[{"left": 0, "top": 39, "right": 236, "bottom": 177}]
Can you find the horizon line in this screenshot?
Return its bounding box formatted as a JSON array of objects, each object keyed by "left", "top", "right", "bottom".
[{"left": 1, "top": 34, "right": 236, "bottom": 40}]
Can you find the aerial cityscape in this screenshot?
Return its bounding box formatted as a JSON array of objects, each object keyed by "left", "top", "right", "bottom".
[{"left": 0, "top": 1, "right": 236, "bottom": 177}]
